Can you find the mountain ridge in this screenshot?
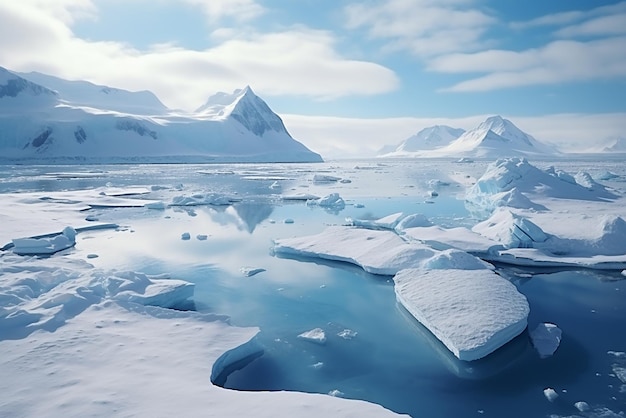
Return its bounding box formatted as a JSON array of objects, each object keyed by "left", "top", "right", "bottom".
[{"left": 0, "top": 67, "right": 322, "bottom": 163}]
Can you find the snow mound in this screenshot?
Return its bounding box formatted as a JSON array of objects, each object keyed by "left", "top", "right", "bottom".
[
  {"left": 12, "top": 226, "right": 77, "bottom": 255},
  {"left": 530, "top": 322, "right": 562, "bottom": 358},
  {"left": 472, "top": 208, "right": 548, "bottom": 249},
  {"left": 393, "top": 269, "right": 529, "bottom": 361}
]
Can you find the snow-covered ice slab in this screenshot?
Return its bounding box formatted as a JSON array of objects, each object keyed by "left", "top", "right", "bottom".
[
  {"left": 273, "top": 226, "right": 492, "bottom": 274},
  {"left": 12, "top": 226, "right": 76, "bottom": 255},
  {"left": 393, "top": 269, "right": 530, "bottom": 361},
  {"left": 275, "top": 227, "right": 436, "bottom": 275}
]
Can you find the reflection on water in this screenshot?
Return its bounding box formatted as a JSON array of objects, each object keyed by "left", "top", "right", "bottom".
[{"left": 4, "top": 162, "right": 626, "bottom": 418}]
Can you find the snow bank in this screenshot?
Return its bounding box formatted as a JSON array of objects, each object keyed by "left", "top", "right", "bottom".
[
  {"left": 393, "top": 269, "right": 529, "bottom": 361},
  {"left": 12, "top": 226, "right": 77, "bottom": 255}
]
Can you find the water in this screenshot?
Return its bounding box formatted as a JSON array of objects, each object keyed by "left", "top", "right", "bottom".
[{"left": 1, "top": 160, "right": 625, "bottom": 417}]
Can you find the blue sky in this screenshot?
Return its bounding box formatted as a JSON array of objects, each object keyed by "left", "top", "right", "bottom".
[{"left": 0, "top": 0, "right": 625, "bottom": 157}]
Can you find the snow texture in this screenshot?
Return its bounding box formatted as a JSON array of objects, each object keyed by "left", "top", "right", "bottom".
[{"left": 393, "top": 269, "right": 529, "bottom": 361}]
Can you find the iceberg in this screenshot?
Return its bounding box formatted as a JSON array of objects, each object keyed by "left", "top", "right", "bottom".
[
  {"left": 393, "top": 269, "right": 530, "bottom": 361},
  {"left": 529, "top": 322, "right": 562, "bottom": 358},
  {"left": 298, "top": 328, "right": 327, "bottom": 344}
]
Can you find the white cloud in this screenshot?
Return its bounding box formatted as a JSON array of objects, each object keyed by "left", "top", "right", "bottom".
[
  {"left": 555, "top": 13, "right": 626, "bottom": 38},
  {"left": 0, "top": 2, "right": 399, "bottom": 110},
  {"left": 183, "top": 0, "right": 264, "bottom": 23},
  {"left": 511, "top": 2, "right": 626, "bottom": 30},
  {"left": 344, "top": 0, "right": 495, "bottom": 57},
  {"left": 283, "top": 113, "right": 626, "bottom": 159},
  {"left": 429, "top": 37, "right": 626, "bottom": 92}
]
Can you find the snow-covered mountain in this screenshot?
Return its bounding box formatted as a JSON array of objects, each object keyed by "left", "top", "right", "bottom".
[
  {"left": 439, "top": 116, "right": 559, "bottom": 158},
  {"left": 0, "top": 67, "right": 322, "bottom": 163},
  {"left": 380, "top": 125, "right": 465, "bottom": 156},
  {"left": 603, "top": 137, "right": 626, "bottom": 153},
  {"left": 379, "top": 116, "right": 559, "bottom": 159}
]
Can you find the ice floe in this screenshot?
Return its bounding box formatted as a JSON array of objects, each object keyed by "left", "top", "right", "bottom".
[
  {"left": 298, "top": 328, "right": 327, "bottom": 344},
  {"left": 12, "top": 226, "right": 76, "bottom": 255},
  {"left": 543, "top": 388, "right": 559, "bottom": 402},
  {"left": 529, "top": 322, "right": 562, "bottom": 358},
  {"left": 394, "top": 269, "right": 529, "bottom": 361}
]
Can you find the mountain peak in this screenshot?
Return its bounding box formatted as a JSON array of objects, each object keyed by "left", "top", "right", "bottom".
[{"left": 196, "top": 86, "right": 289, "bottom": 137}]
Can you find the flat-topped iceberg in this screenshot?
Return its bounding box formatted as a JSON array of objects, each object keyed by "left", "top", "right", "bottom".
[
  {"left": 394, "top": 269, "right": 530, "bottom": 361},
  {"left": 12, "top": 226, "right": 76, "bottom": 255}
]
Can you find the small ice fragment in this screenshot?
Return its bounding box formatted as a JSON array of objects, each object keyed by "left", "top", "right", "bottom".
[
  {"left": 196, "top": 234, "right": 208, "bottom": 240},
  {"left": 85, "top": 215, "right": 99, "bottom": 221},
  {"left": 622, "top": 270, "right": 626, "bottom": 277},
  {"left": 328, "top": 389, "right": 344, "bottom": 397},
  {"left": 543, "top": 388, "right": 558, "bottom": 402},
  {"left": 86, "top": 254, "right": 99, "bottom": 259},
  {"left": 339, "top": 179, "right": 351, "bottom": 183},
  {"left": 612, "top": 365, "right": 626, "bottom": 383},
  {"left": 284, "top": 218, "right": 294, "bottom": 224},
  {"left": 240, "top": 267, "right": 266, "bottom": 277},
  {"left": 269, "top": 181, "right": 281, "bottom": 190},
  {"left": 181, "top": 232, "right": 191, "bottom": 240},
  {"left": 574, "top": 401, "right": 590, "bottom": 412},
  {"left": 312, "top": 362, "right": 324, "bottom": 369},
  {"left": 429, "top": 191, "right": 439, "bottom": 197},
  {"left": 608, "top": 351, "right": 626, "bottom": 358},
  {"left": 354, "top": 203, "right": 365, "bottom": 208},
  {"left": 313, "top": 174, "right": 341, "bottom": 183},
  {"left": 530, "top": 323, "right": 562, "bottom": 358},
  {"left": 337, "top": 329, "right": 358, "bottom": 340},
  {"left": 298, "top": 328, "right": 326, "bottom": 344},
  {"left": 145, "top": 201, "right": 166, "bottom": 210}
]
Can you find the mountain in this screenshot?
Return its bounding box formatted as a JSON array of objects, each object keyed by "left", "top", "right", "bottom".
[
  {"left": 602, "top": 137, "right": 626, "bottom": 153},
  {"left": 380, "top": 125, "right": 465, "bottom": 156},
  {"left": 0, "top": 67, "right": 322, "bottom": 163},
  {"left": 435, "top": 116, "right": 559, "bottom": 158}
]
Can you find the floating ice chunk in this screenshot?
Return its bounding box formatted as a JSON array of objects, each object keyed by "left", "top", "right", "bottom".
[
  {"left": 574, "top": 401, "right": 590, "bottom": 412},
  {"left": 87, "top": 253, "right": 99, "bottom": 259},
  {"left": 313, "top": 174, "right": 341, "bottom": 183},
  {"left": 145, "top": 201, "right": 166, "bottom": 210},
  {"left": 328, "top": 389, "right": 344, "bottom": 397},
  {"left": 269, "top": 181, "right": 281, "bottom": 190},
  {"left": 283, "top": 218, "right": 295, "bottom": 224},
  {"left": 240, "top": 267, "right": 266, "bottom": 277},
  {"left": 196, "top": 234, "right": 208, "bottom": 241},
  {"left": 298, "top": 328, "right": 327, "bottom": 344},
  {"left": 315, "top": 193, "right": 345, "bottom": 210},
  {"left": 530, "top": 322, "right": 562, "bottom": 358},
  {"left": 337, "top": 329, "right": 358, "bottom": 340},
  {"left": 622, "top": 270, "right": 626, "bottom": 277},
  {"left": 393, "top": 269, "right": 529, "bottom": 361},
  {"left": 543, "top": 388, "right": 558, "bottom": 402},
  {"left": 281, "top": 193, "right": 320, "bottom": 201},
  {"left": 181, "top": 232, "right": 191, "bottom": 240},
  {"left": 312, "top": 362, "right": 324, "bottom": 369},
  {"left": 171, "top": 193, "right": 234, "bottom": 206},
  {"left": 613, "top": 365, "right": 626, "bottom": 384},
  {"left": 108, "top": 272, "right": 195, "bottom": 309},
  {"left": 472, "top": 208, "right": 547, "bottom": 249},
  {"left": 12, "top": 226, "right": 77, "bottom": 255}
]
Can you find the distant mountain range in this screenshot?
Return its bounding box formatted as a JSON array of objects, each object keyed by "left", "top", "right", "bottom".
[
  {"left": 380, "top": 116, "right": 561, "bottom": 158},
  {"left": 0, "top": 67, "right": 322, "bottom": 163}
]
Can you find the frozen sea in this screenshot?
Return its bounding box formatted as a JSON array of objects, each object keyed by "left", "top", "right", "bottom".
[{"left": 1, "top": 158, "right": 625, "bottom": 418}]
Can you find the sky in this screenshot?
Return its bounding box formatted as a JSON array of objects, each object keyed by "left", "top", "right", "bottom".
[{"left": 0, "top": 0, "right": 625, "bottom": 158}]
